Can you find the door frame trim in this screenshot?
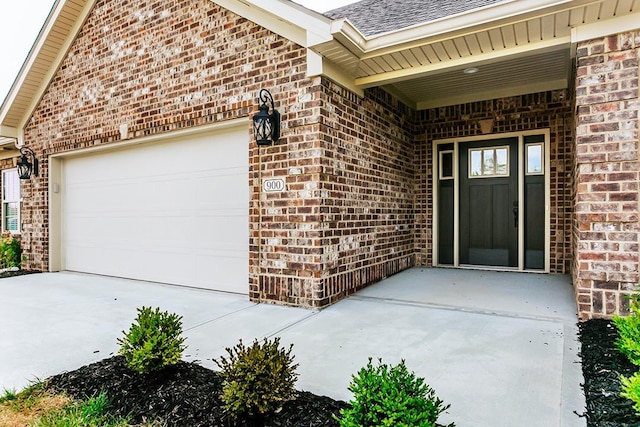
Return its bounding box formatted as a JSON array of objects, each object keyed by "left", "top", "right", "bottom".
[{"left": 432, "top": 129, "right": 550, "bottom": 272}]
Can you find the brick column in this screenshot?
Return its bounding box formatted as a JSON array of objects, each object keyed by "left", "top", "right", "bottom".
[{"left": 574, "top": 32, "right": 640, "bottom": 319}]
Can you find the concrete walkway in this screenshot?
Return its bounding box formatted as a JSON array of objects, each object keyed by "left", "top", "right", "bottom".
[{"left": 0, "top": 268, "right": 585, "bottom": 427}]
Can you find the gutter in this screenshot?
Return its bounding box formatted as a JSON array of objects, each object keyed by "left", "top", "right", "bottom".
[{"left": 322, "top": 0, "right": 605, "bottom": 57}]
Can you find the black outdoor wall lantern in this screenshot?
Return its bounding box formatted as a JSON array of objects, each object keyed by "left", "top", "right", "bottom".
[
  {"left": 253, "top": 89, "right": 280, "bottom": 146},
  {"left": 16, "top": 146, "right": 39, "bottom": 180}
]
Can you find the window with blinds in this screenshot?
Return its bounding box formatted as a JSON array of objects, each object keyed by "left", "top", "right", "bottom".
[{"left": 2, "top": 170, "right": 20, "bottom": 233}]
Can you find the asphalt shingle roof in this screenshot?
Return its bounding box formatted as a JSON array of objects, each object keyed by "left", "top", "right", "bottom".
[{"left": 325, "top": 0, "right": 506, "bottom": 37}]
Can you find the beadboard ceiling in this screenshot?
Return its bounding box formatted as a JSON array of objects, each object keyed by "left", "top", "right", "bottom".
[
  {"left": 315, "top": 0, "right": 640, "bottom": 108},
  {"left": 388, "top": 46, "right": 572, "bottom": 108}
]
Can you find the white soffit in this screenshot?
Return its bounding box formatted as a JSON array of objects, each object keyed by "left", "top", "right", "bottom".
[
  {"left": 408, "top": 47, "right": 572, "bottom": 109},
  {"left": 0, "top": 0, "right": 95, "bottom": 131},
  {"left": 319, "top": 0, "right": 640, "bottom": 83},
  {"left": 311, "top": 0, "right": 639, "bottom": 108},
  {"left": 0, "top": 137, "right": 18, "bottom": 149},
  {"left": 0, "top": 126, "right": 19, "bottom": 139},
  {"left": 572, "top": 11, "right": 640, "bottom": 42}
]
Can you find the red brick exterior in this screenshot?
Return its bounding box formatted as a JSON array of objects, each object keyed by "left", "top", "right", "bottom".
[
  {"left": 314, "top": 83, "right": 416, "bottom": 305},
  {"left": 18, "top": 0, "right": 415, "bottom": 308},
  {"left": 22, "top": 0, "right": 314, "bottom": 273},
  {"left": 10, "top": 0, "right": 635, "bottom": 318},
  {"left": 574, "top": 31, "right": 640, "bottom": 319},
  {"left": 250, "top": 82, "right": 416, "bottom": 307}
]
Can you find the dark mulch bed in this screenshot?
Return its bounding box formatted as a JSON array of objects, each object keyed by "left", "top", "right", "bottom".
[
  {"left": 580, "top": 319, "right": 640, "bottom": 427},
  {"left": 38, "top": 317, "right": 640, "bottom": 427},
  {"left": 26, "top": 281, "right": 640, "bottom": 426},
  {"left": 0, "top": 269, "right": 40, "bottom": 278},
  {"left": 46, "top": 356, "right": 348, "bottom": 427}
]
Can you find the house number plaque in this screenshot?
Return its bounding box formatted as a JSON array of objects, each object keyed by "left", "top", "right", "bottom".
[{"left": 262, "top": 178, "right": 285, "bottom": 193}]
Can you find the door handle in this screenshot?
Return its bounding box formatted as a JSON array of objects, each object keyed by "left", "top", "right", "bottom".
[{"left": 512, "top": 201, "right": 518, "bottom": 228}]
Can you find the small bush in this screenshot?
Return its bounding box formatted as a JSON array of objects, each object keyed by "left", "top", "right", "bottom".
[
  {"left": 621, "top": 372, "right": 640, "bottom": 414},
  {"left": 0, "top": 231, "right": 22, "bottom": 269},
  {"left": 214, "top": 337, "right": 298, "bottom": 420},
  {"left": 117, "top": 306, "right": 186, "bottom": 374},
  {"left": 613, "top": 297, "right": 640, "bottom": 366},
  {"left": 338, "top": 358, "right": 455, "bottom": 427}
]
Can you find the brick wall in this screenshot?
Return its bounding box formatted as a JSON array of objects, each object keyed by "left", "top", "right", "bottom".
[
  {"left": 249, "top": 81, "right": 325, "bottom": 306},
  {"left": 415, "top": 91, "right": 575, "bottom": 272},
  {"left": 250, "top": 81, "right": 417, "bottom": 307},
  {"left": 19, "top": 0, "right": 632, "bottom": 317},
  {"left": 22, "top": 0, "right": 316, "bottom": 275},
  {"left": 20, "top": 0, "right": 417, "bottom": 308},
  {"left": 315, "top": 82, "right": 416, "bottom": 306},
  {"left": 574, "top": 31, "right": 640, "bottom": 319}
]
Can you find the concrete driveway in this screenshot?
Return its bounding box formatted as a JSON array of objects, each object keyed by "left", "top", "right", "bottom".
[{"left": 0, "top": 268, "right": 585, "bottom": 427}]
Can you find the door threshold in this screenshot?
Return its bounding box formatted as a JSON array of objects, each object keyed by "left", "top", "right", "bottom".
[{"left": 436, "top": 264, "right": 548, "bottom": 274}]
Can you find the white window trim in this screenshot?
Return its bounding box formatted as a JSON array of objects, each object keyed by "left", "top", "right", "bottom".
[
  {"left": 525, "top": 142, "right": 545, "bottom": 176},
  {"left": 468, "top": 145, "right": 510, "bottom": 179},
  {"left": 2, "top": 169, "right": 21, "bottom": 234}
]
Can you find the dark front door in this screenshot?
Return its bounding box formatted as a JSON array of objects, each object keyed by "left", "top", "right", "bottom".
[{"left": 459, "top": 138, "right": 518, "bottom": 267}]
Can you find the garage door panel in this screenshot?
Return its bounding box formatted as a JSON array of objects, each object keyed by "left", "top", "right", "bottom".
[
  {"left": 195, "top": 254, "right": 247, "bottom": 290},
  {"left": 64, "top": 246, "right": 105, "bottom": 273},
  {"left": 62, "top": 128, "right": 249, "bottom": 293},
  {"left": 196, "top": 215, "right": 248, "bottom": 250},
  {"left": 196, "top": 174, "right": 246, "bottom": 205}
]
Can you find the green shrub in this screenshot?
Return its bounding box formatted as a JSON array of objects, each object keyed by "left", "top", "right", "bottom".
[
  {"left": 214, "top": 337, "right": 298, "bottom": 420},
  {"left": 0, "top": 231, "right": 22, "bottom": 269},
  {"left": 337, "top": 358, "right": 455, "bottom": 427},
  {"left": 613, "top": 297, "right": 640, "bottom": 366},
  {"left": 117, "top": 306, "right": 186, "bottom": 374},
  {"left": 621, "top": 372, "right": 640, "bottom": 414}
]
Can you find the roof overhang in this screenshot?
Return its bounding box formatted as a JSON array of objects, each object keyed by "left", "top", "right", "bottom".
[
  {"left": 311, "top": 0, "right": 640, "bottom": 108},
  {"left": 213, "top": 0, "right": 364, "bottom": 94},
  {"left": 1, "top": 0, "right": 639, "bottom": 139},
  {"left": 0, "top": 0, "right": 363, "bottom": 141},
  {"left": 0, "top": 0, "right": 95, "bottom": 137},
  {"left": 0, "top": 126, "right": 19, "bottom": 154}
]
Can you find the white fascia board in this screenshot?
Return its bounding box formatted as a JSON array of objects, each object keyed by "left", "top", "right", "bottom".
[
  {"left": 324, "top": 0, "right": 602, "bottom": 57},
  {"left": 307, "top": 49, "right": 364, "bottom": 96},
  {"left": 270, "top": 0, "right": 335, "bottom": 46},
  {"left": 356, "top": 37, "right": 571, "bottom": 88},
  {"left": 0, "top": 148, "right": 20, "bottom": 161},
  {"left": 0, "top": 0, "right": 66, "bottom": 125},
  {"left": 0, "top": 126, "right": 19, "bottom": 139},
  {"left": 16, "top": 0, "right": 96, "bottom": 130},
  {"left": 572, "top": 12, "right": 640, "bottom": 42},
  {"left": 329, "top": 18, "right": 368, "bottom": 57},
  {"left": 213, "top": 0, "right": 333, "bottom": 47},
  {"left": 363, "top": 0, "right": 585, "bottom": 51}
]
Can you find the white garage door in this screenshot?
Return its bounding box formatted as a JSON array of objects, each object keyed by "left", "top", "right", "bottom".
[{"left": 62, "top": 127, "right": 249, "bottom": 293}]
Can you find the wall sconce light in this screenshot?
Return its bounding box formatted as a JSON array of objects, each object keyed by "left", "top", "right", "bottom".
[
  {"left": 253, "top": 89, "right": 280, "bottom": 146},
  {"left": 16, "top": 146, "right": 39, "bottom": 180}
]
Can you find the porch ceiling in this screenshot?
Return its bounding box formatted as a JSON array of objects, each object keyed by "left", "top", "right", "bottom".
[
  {"left": 388, "top": 46, "right": 572, "bottom": 109},
  {"left": 313, "top": 0, "right": 640, "bottom": 109}
]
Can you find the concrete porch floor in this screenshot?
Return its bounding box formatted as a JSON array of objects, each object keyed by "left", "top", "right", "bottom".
[{"left": 0, "top": 268, "right": 585, "bottom": 427}]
